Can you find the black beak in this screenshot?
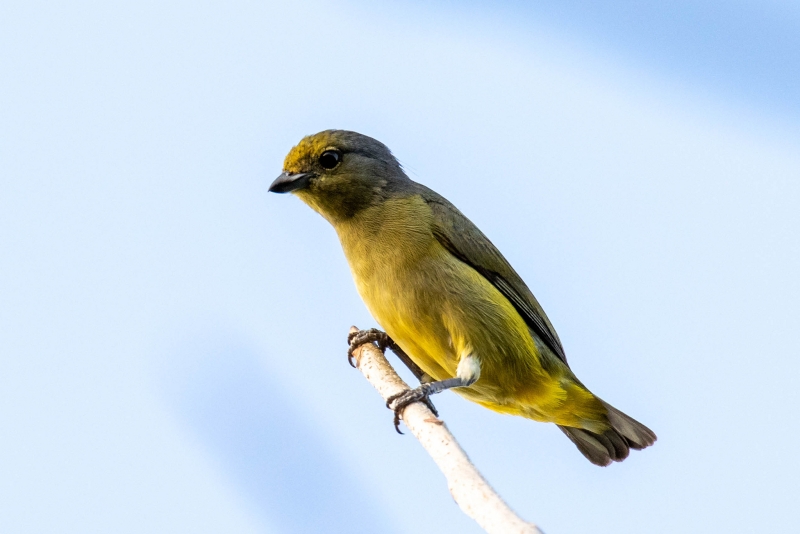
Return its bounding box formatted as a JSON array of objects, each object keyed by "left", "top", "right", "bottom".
[{"left": 269, "top": 172, "right": 314, "bottom": 193}]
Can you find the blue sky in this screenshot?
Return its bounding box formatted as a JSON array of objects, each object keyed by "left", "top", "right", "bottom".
[
  {"left": 1, "top": 1, "right": 798, "bottom": 533},
  {"left": 441, "top": 1, "right": 800, "bottom": 121}
]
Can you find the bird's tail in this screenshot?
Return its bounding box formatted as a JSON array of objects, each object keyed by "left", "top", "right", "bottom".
[{"left": 558, "top": 400, "right": 656, "bottom": 466}]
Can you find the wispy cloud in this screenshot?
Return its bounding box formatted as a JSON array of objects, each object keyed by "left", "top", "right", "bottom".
[{"left": 157, "top": 328, "right": 400, "bottom": 533}]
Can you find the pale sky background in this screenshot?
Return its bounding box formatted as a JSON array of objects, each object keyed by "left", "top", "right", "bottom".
[{"left": 1, "top": 1, "right": 799, "bottom": 533}]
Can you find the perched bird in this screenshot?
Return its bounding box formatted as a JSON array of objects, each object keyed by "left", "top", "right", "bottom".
[{"left": 269, "top": 130, "right": 656, "bottom": 466}]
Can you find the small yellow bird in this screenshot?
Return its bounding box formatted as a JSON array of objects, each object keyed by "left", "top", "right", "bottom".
[{"left": 270, "top": 130, "right": 656, "bottom": 466}]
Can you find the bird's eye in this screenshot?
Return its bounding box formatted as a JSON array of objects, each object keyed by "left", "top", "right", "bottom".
[{"left": 318, "top": 150, "right": 341, "bottom": 169}]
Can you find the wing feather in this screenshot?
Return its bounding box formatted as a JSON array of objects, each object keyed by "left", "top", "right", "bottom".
[{"left": 419, "top": 187, "right": 568, "bottom": 366}]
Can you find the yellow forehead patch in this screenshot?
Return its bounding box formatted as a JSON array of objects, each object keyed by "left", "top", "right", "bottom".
[
  {"left": 282, "top": 131, "right": 337, "bottom": 173},
  {"left": 282, "top": 129, "right": 397, "bottom": 173}
]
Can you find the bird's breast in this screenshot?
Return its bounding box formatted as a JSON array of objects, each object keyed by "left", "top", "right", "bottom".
[
  {"left": 334, "top": 197, "right": 548, "bottom": 404},
  {"left": 335, "top": 198, "right": 458, "bottom": 375}
]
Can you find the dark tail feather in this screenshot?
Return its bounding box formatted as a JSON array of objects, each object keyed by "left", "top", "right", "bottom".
[
  {"left": 601, "top": 400, "right": 657, "bottom": 450},
  {"left": 558, "top": 401, "right": 656, "bottom": 466}
]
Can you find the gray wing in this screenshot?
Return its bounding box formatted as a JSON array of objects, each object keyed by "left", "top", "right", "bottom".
[{"left": 418, "top": 186, "right": 568, "bottom": 366}]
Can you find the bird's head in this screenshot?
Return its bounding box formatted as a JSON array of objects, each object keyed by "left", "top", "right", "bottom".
[{"left": 270, "top": 130, "right": 409, "bottom": 222}]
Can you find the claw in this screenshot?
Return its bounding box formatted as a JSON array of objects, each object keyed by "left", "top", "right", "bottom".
[
  {"left": 423, "top": 397, "right": 439, "bottom": 417},
  {"left": 347, "top": 328, "right": 439, "bottom": 432},
  {"left": 347, "top": 328, "right": 390, "bottom": 367},
  {"left": 386, "top": 384, "right": 437, "bottom": 433},
  {"left": 393, "top": 411, "right": 403, "bottom": 434}
]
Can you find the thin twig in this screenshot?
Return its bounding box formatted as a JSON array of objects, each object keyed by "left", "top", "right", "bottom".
[{"left": 349, "top": 326, "right": 543, "bottom": 534}]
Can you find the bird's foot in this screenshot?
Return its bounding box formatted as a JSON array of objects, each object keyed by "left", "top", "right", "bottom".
[
  {"left": 347, "top": 328, "right": 391, "bottom": 367},
  {"left": 386, "top": 384, "right": 439, "bottom": 434}
]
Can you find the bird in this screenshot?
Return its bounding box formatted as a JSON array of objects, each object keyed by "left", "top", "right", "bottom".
[{"left": 269, "top": 129, "right": 656, "bottom": 466}]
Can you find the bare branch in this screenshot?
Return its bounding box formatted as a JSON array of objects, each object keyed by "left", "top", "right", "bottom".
[{"left": 349, "top": 326, "right": 544, "bottom": 534}]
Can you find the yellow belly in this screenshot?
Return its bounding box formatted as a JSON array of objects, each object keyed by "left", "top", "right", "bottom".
[{"left": 336, "top": 198, "right": 605, "bottom": 428}]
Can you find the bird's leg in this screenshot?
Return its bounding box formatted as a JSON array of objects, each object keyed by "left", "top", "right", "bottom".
[
  {"left": 386, "top": 353, "right": 481, "bottom": 434},
  {"left": 347, "top": 327, "right": 427, "bottom": 379},
  {"left": 385, "top": 340, "right": 433, "bottom": 385},
  {"left": 347, "top": 328, "right": 438, "bottom": 415},
  {"left": 386, "top": 342, "right": 438, "bottom": 417}
]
